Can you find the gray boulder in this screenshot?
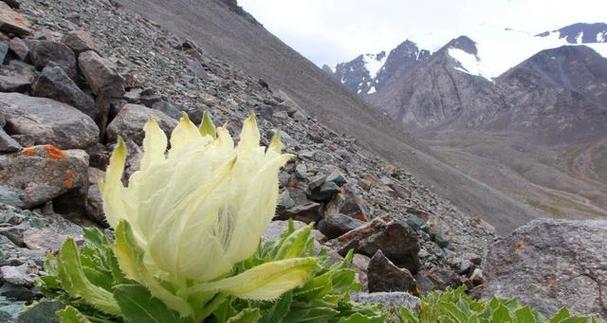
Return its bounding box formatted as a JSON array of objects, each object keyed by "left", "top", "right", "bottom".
[
  {"left": 0, "top": 146, "right": 88, "bottom": 208},
  {"left": 78, "top": 50, "right": 125, "bottom": 97},
  {"left": 482, "top": 219, "right": 607, "bottom": 319},
  {"left": 367, "top": 250, "right": 417, "bottom": 293},
  {"left": 27, "top": 40, "right": 76, "bottom": 78},
  {"left": 0, "top": 60, "right": 36, "bottom": 92},
  {"left": 0, "top": 93, "right": 99, "bottom": 149},
  {"left": 337, "top": 216, "right": 421, "bottom": 273},
  {"left": 106, "top": 104, "right": 177, "bottom": 145},
  {"left": 32, "top": 65, "right": 96, "bottom": 118},
  {"left": 61, "top": 30, "right": 98, "bottom": 54}
]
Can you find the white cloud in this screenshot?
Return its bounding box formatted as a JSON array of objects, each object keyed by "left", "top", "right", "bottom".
[{"left": 239, "top": 0, "right": 607, "bottom": 66}]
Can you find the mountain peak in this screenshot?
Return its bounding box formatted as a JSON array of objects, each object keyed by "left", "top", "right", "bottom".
[{"left": 445, "top": 35, "right": 478, "bottom": 55}]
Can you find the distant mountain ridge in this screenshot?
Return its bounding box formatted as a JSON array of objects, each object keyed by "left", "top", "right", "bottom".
[
  {"left": 537, "top": 22, "right": 607, "bottom": 44},
  {"left": 325, "top": 40, "right": 430, "bottom": 96}
]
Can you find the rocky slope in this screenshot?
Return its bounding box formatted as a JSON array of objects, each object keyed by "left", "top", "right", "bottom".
[
  {"left": 0, "top": 0, "right": 500, "bottom": 320},
  {"left": 115, "top": 0, "right": 541, "bottom": 234}
]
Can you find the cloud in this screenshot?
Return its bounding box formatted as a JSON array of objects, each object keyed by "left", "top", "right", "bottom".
[{"left": 239, "top": 0, "right": 607, "bottom": 66}]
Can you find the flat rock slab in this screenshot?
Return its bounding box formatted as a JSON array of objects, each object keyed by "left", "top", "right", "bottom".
[
  {"left": 0, "top": 2, "right": 30, "bottom": 36},
  {"left": 0, "top": 92, "right": 99, "bottom": 149},
  {"left": 0, "top": 145, "right": 88, "bottom": 208},
  {"left": 482, "top": 219, "right": 607, "bottom": 319}
]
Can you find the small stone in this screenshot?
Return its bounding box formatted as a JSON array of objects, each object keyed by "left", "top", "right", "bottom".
[
  {"left": 8, "top": 36, "right": 28, "bottom": 60},
  {"left": 295, "top": 163, "right": 307, "bottom": 178},
  {"left": 326, "top": 169, "right": 347, "bottom": 186},
  {"left": 310, "top": 181, "right": 339, "bottom": 202},
  {"left": 0, "top": 128, "right": 21, "bottom": 152},
  {"left": 469, "top": 268, "right": 484, "bottom": 285},
  {"left": 367, "top": 250, "right": 417, "bottom": 293},
  {"left": 0, "top": 41, "right": 7, "bottom": 64},
  {"left": 0, "top": 283, "right": 35, "bottom": 301},
  {"left": 0, "top": 262, "right": 37, "bottom": 286}
]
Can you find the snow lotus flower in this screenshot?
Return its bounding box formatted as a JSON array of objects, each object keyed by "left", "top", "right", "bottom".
[{"left": 98, "top": 113, "right": 317, "bottom": 318}]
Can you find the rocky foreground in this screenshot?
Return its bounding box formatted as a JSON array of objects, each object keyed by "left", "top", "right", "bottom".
[{"left": 0, "top": 0, "right": 604, "bottom": 321}]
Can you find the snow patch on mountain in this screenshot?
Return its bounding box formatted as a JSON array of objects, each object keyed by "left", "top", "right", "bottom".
[
  {"left": 362, "top": 52, "right": 387, "bottom": 79},
  {"left": 448, "top": 48, "right": 490, "bottom": 80}
]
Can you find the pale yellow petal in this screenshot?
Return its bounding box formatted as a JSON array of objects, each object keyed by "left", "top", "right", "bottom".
[
  {"left": 99, "top": 137, "right": 128, "bottom": 228},
  {"left": 237, "top": 113, "right": 260, "bottom": 152},
  {"left": 140, "top": 118, "right": 168, "bottom": 171},
  {"left": 169, "top": 114, "right": 203, "bottom": 155}
]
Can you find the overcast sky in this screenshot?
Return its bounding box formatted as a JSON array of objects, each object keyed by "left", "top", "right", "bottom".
[{"left": 239, "top": 0, "right": 607, "bottom": 66}]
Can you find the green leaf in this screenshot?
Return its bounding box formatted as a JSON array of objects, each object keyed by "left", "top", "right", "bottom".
[
  {"left": 550, "top": 308, "right": 572, "bottom": 323},
  {"left": 260, "top": 291, "right": 293, "bottom": 323},
  {"left": 274, "top": 224, "right": 314, "bottom": 260},
  {"left": 559, "top": 317, "right": 595, "bottom": 323},
  {"left": 338, "top": 312, "right": 385, "bottom": 323},
  {"left": 491, "top": 304, "right": 512, "bottom": 323},
  {"left": 398, "top": 307, "right": 419, "bottom": 323},
  {"left": 113, "top": 284, "right": 182, "bottom": 323},
  {"left": 56, "top": 238, "right": 120, "bottom": 315},
  {"left": 57, "top": 306, "right": 93, "bottom": 323},
  {"left": 440, "top": 301, "right": 467, "bottom": 322},
  {"left": 282, "top": 306, "right": 340, "bottom": 322},
  {"left": 515, "top": 306, "right": 537, "bottom": 323},
  {"left": 226, "top": 308, "right": 261, "bottom": 323}
]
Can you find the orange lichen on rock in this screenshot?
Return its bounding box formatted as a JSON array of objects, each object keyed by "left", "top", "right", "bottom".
[
  {"left": 44, "top": 145, "right": 65, "bottom": 159},
  {"left": 14, "top": 17, "right": 26, "bottom": 26},
  {"left": 21, "top": 147, "right": 37, "bottom": 156},
  {"left": 353, "top": 212, "right": 368, "bottom": 222},
  {"left": 63, "top": 170, "right": 75, "bottom": 189},
  {"left": 514, "top": 241, "right": 525, "bottom": 252}
]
